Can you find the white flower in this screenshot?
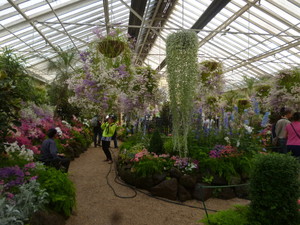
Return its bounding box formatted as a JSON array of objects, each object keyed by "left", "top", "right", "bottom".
[
  {"left": 243, "top": 124, "right": 253, "bottom": 134},
  {"left": 55, "top": 127, "right": 63, "bottom": 136},
  {"left": 237, "top": 140, "right": 240, "bottom": 147},
  {"left": 224, "top": 136, "right": 230, "bottom": 144},
  {"left": 4, "top": 142, "right": 34, "bottom": 161},
  {"left": 62, "top": 120, "right": 72, "bottom": 128}
]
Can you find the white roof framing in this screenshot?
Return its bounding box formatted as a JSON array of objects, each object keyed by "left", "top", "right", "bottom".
[{"left": 0, "top": 0, "right": 299, "bottom": 86}]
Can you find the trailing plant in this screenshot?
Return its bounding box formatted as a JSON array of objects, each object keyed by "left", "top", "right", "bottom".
[
  {"left": 166, "top": 30, "right": 199, "bottom": 157},
  {"left": 249, "top": 153, "right": 300, "bottom": 225},
  {"left": 37, "top": 167, "right": 76, "bottom": 217},
  {"left": 148, "top": 130, "right": 164, "bottom": 155},
  {"left": 196, "top": 60, "right": 224, "bottom": 116},
  {"left": 93, "top": 27, "right": 133, "bottom": 67}
]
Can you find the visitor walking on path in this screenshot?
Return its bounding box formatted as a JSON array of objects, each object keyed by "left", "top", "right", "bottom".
[
  {"left": 101, "top": 115, "right": 117, "bottom": 164},
  {"left": 275, "top": 107, "right": 292, "bottom": 153},
  {"left": 286, "top": 112, "right": 300, "bottom": 157}
]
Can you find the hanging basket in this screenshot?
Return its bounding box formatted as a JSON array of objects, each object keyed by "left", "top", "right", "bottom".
[{"left": 97, "top": 39, "right": 125, "bottom": 58}]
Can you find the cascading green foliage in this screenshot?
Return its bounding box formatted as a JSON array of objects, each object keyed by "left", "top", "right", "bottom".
[{"left": 166, "top": 30, "right": 199, "bottom": 157}]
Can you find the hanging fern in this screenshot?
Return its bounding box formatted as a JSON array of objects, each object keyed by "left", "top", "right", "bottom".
[{"left": 166, "top": 30, "right": 199, "bottom": 157}]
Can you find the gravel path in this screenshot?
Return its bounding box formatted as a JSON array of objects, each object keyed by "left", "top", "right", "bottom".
[{"left": 66, "top": 146, "right": 250, "bottom": 225}]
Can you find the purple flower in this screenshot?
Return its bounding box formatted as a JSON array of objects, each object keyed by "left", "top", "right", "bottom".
[
  {"left": 108, "top": 30, "right": 117, "bottom": 37},
  {"left": 30, "top": 176, "right": 38, "bottom": 181},
  {"left": 80, "top": 51, "right": 90, "bottom": 62}
]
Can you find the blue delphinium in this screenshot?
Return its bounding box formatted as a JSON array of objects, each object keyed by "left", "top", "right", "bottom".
[{"left": 261, "top": 112, "right": 270, "bottom": 127}]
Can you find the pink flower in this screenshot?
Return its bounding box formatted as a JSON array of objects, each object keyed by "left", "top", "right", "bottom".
[{"left": 6, "top": 192, "right": 14, "bottom": 199}]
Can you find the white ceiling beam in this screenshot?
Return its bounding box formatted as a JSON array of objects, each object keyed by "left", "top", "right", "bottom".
[
  {"left": 136, "top": 0, "right": 164, "bottom": 62},
  {"left": 134, "top": 0, "right": 152, "bottom": 53},
  {"left": 1, "top": 0, "right": 48, "bottom": 21},
  {"left": 224, "top": 39, "right": 300, "bottom": 73},
  {"left": 6, "top": 0, "right": 58, "bottom": 52},
  {"left": 0, "top": 0, "right": 27, "bottom": 11},
  {"left": 1, "top": 0, "right": 98, "bottom": 32},
  {"left": 224, "top": 1, "right": 300, "bottom": 64},
  {"left": 198, "top": 0, "right": 261, "bottom": 48},
  {"left": 45, "top": 0, "right": 80, "bottom": 52},
  {"left": 39, "top": 23, "right": 88, "bottom": 45}
]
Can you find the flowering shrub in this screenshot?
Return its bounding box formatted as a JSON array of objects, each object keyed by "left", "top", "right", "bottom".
[
  {"left": 120, "top": 143, "right": 199, "bottom": 176},
  {"left": 268, "top": 67, "right": 300, "bottom": 112},
  {"left": 5, "top": 103, "right": 92, "bottom": 159},
  {"left": 170, "top": 156, "right": 199, "bottom": 173},
  {"left": 67, "top": 28, "right": 163, "bottom": 117},
  {"left": 209, "top": 145, "right": 240, "bottom": 158},
  {"left": 0, "top": 163, "right": 39, "bottom": 196},
  {"left": 4, "top": 142, "right": 34, "bottom": 161}
]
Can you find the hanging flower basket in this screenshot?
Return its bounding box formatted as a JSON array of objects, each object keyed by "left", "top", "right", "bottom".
[{"left": 97, "top": 39, "right": 125, "bottom": 58}]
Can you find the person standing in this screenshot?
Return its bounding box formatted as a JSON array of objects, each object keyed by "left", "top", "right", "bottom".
[
  {"left": 275, "top": 107, "right": 292, "bottom": 153},
  {"left": 101, "top": 115, "right": 117, "bottom": 164},
  {"left": 286, "top": 112, "right": 300, "bottom": 157},
  {"left": 91, "top": 115, "right": 102, "bottom": 147},
  {"left": 112, "top": 129, "right": 118, "bottom": 148},
  {"left": 40, "top": 128, "right": 70, "bottom": 172}
]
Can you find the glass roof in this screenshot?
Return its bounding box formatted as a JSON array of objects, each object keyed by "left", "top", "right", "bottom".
[{"left": 0, "top": 0, "right": 299, "bottom": 87}]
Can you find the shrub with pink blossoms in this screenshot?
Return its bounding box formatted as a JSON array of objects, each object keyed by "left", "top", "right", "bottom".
[{"left": 209, "top": 145, "right": 240, "bottom": 158}]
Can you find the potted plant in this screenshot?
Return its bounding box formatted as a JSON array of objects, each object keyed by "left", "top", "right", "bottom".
[{"left": 94, "top": 28, "right": 128, "bottom": 58}]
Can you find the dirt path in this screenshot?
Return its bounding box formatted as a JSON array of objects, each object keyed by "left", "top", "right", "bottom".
[{"left": 66, "top": 147, "right": 249, "bottom": 225}]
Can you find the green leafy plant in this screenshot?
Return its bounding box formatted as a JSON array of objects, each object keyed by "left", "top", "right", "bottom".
[
  {"left": 46, "top": 48, "right": 81, "bottom": 120},
  {"left": 148, "top": 130, "right": 164, "bottom": 154},
  {"left": 158, "top": 101, "right": 172, "bottom": 135},
  {"left": 133, "top": 157, "right": 165, "bottom": 177},
  {"left": 249, "top": 153, "right": 300, "bottom": 225},
  {"left": 0, "top": 180, "right": 48, "bottom": 225},
  {"left": 119, "top": 143, "right": 145, "bottom": 161},
  {"left": 166, "top": 30, "right": 199, "bottom": 157},
  {"left": 120, "top": 132, "right": 150, "bottom": 151},
  {"left": 37, "top": 167, "right": 76, "bottom": 217},
  {"left": 200, "top": 205, "right": 250, "bottom": 225},
  {"left": 163, "top": 138, "right": 175, "bottom": 155},
  {"left": 202, "top": 175, "right": 214, "bottom": 184}
]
